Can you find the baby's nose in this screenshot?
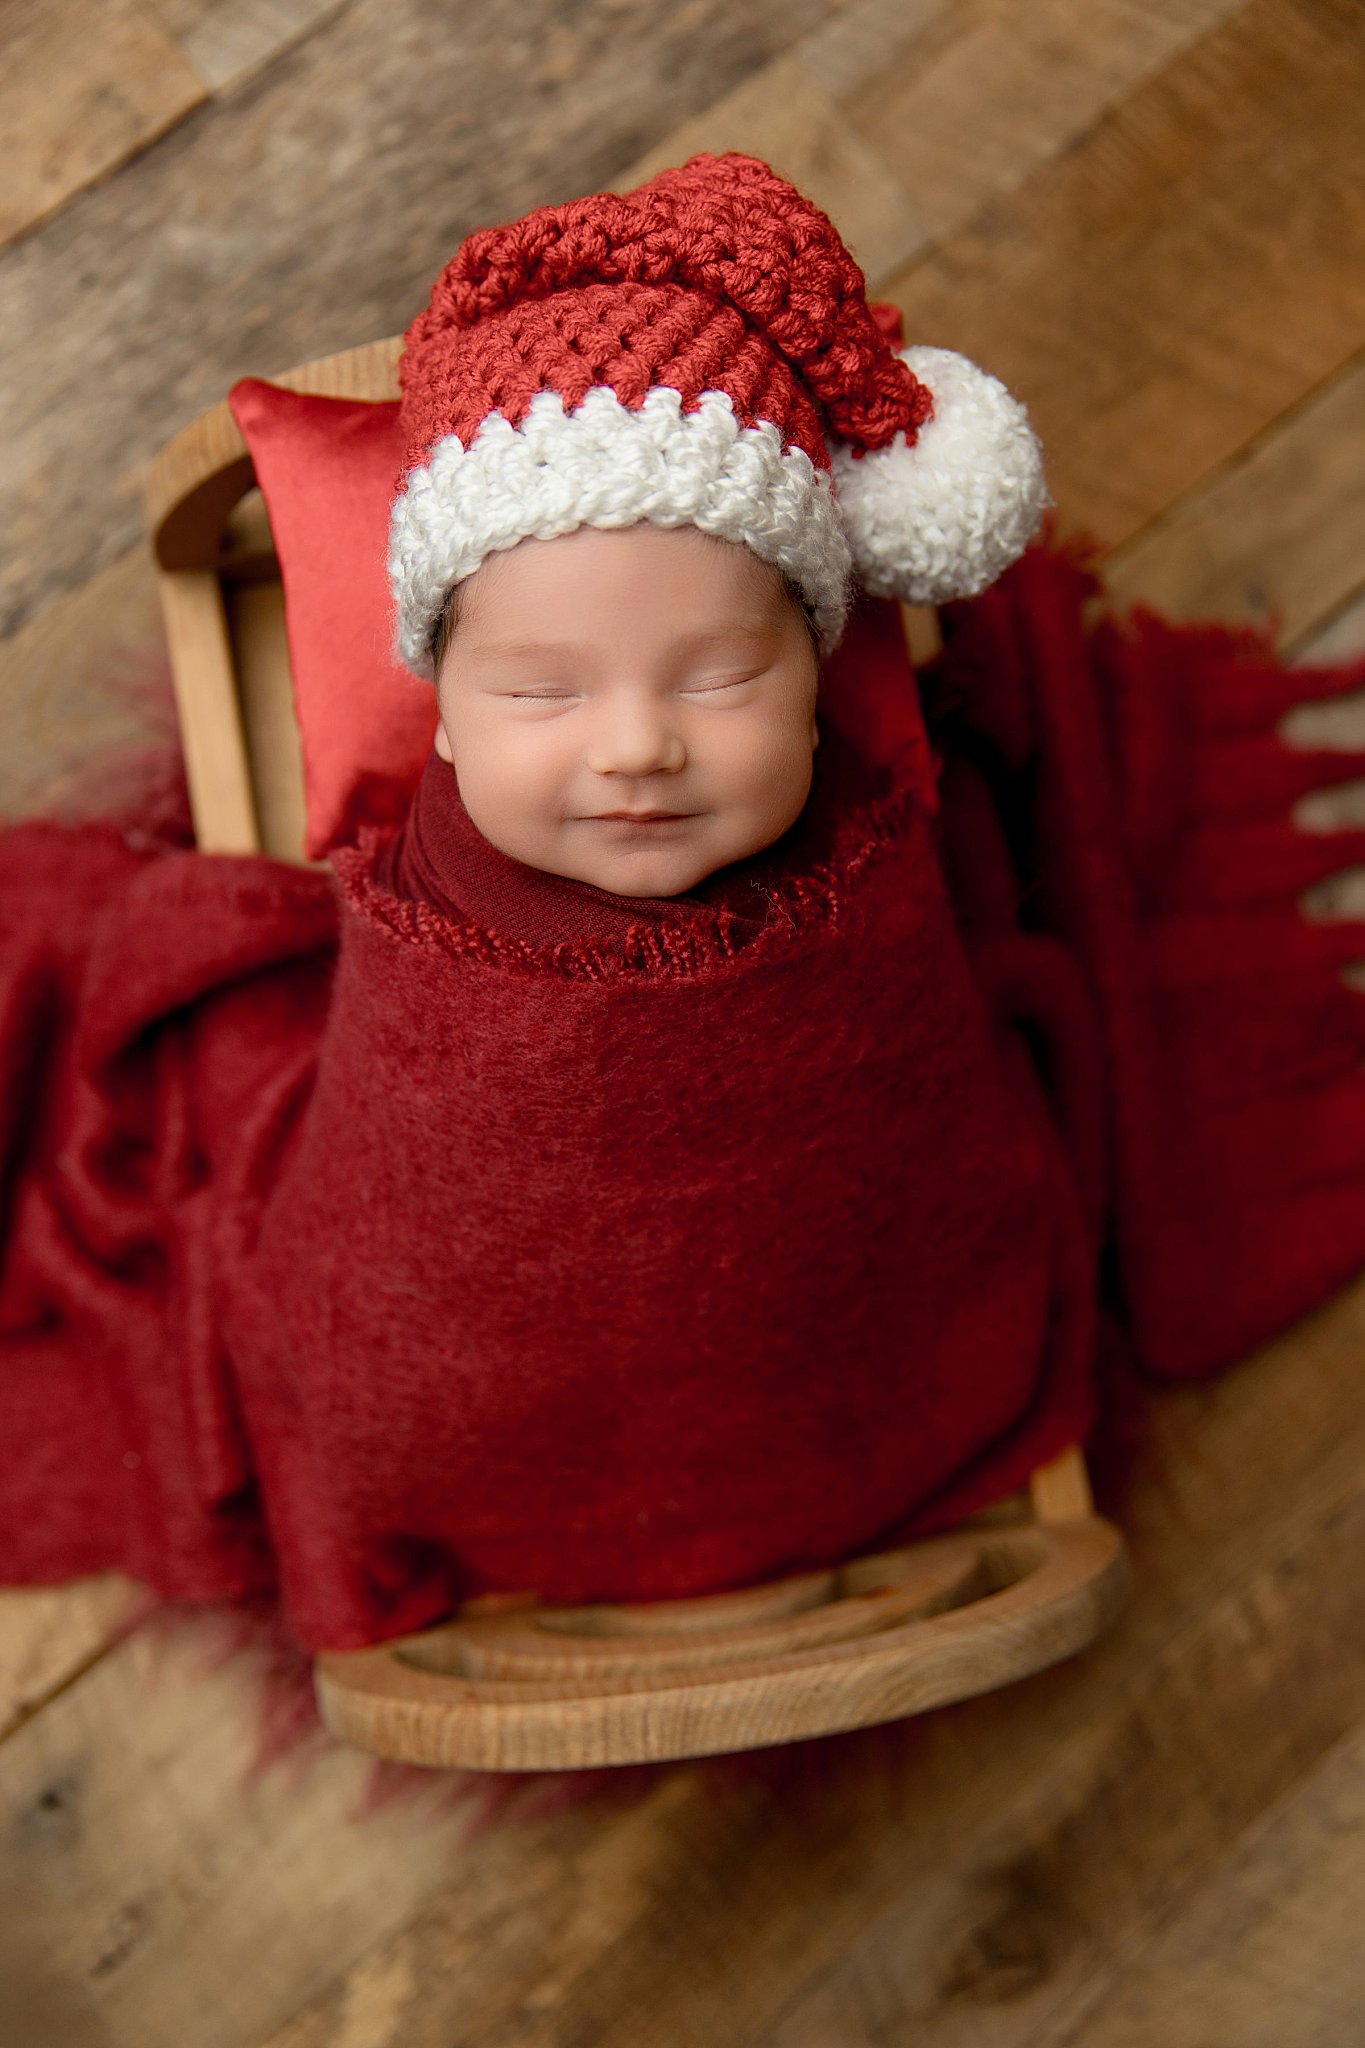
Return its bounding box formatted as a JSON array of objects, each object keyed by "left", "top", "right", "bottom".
[{"left": 585, "top": 699, "right": 686, "bottom": 776}]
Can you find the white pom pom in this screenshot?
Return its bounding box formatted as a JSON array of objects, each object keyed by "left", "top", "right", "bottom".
[{"left": 830, "top": 345, "right": 1049, "bottom": 604}]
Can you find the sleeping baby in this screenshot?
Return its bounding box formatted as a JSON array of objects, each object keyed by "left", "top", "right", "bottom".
[
  {"left": 1, "top": 150, "right": 1094, "bottom": 1656},
  {"left": 3, "top": 146, "right": 1362, "bottom": 1673},
  {"left": 375, "top": 521, "right": 836, "bottom": 949},
  {"left": 373, "top": 145, "right": 1044, "bottom": 945}
]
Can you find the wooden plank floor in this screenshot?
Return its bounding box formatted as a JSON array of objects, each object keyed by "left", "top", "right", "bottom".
[{"left": 3, "top": 1, "right": 1365, "bottom": 2040}]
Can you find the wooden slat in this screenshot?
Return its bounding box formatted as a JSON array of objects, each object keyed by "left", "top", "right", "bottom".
[
  {"left": 0, "top": 0, "right": 205, "bottom": 247},
  {"left": 5, "top": 2, "right": 1365, "bottom": 2034},
  {"left": 881, "top": 0, "right": 1365, "bottom": 548},
  {"left": 0, "top": 1611, "right": 503, "bottom": 2048},
  {"left": 791, "top": 0, "right": 950, "bottom": 101},
  {"left": 849, "top": 0, "right": 1252, "bottom": 273},
  {"left": 1102, "top": 347, "right": 1365, "bottom": 645},
  {"left": 143, "top": 0, "right": 350, "bottom": 95},
  {"left": 156, "top": 569, "right": 260, "bottom": 852},
  {"left": 0, "top": 1578, "right": 141, "bottom": 1744},
  {"left": 227, "top": 577, "right": 311, "bottom": 862},
  {"left": 628, "top": 0, "right": 1251, "bottom": 292},
  {"left": 314, "top": 1519, "right": 1127, "bottom": 1773},
  {"left": 761, "top": 1475, "right": 1365, "bottom": 2046},
  {"left": 1029, "top": 1444, "right": 1095, "bottom": 1525},
  {"left": 1292, "top": 588, "right": 1365, "bottom": 666},
  {"left": 1049, "top": 1721, "right": 1365, "bottom": 2044},
  {"left": 741, "top": 1287, "right": 1365, "bottom": 2046},
  {"left": 264, "top": 1386, "right": 1365, "bottom": 2046}
]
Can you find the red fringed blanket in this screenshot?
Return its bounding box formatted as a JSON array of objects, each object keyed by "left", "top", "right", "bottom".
[
  {"left": 930, "top": 545, "right": 1365, "bottom": 1380},
  {"left": 3, "top": 547, "right": 1364, "bottom": 1652}
]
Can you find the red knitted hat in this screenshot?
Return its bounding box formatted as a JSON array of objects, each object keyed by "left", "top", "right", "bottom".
[{"left": 389, "top": 152, "right": 1047, "bottom": 676}]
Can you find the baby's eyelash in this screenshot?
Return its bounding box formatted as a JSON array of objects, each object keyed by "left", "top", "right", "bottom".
[{"left": 507, "top": 676, "right": 756, "bottom": 700}]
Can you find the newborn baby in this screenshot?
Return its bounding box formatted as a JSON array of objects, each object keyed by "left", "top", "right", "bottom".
[
  {"left": 380, "top": 152, "right": 1045, "bottom": 944},
  {"left": 0, "top": 150, "right": 1101, "bottom": 1660},
  {"left": 376, "top": 520, "right": 889, "bottom": 955},
  {"left": 427, "top": 521, "right": 821, "bottom": 900}
]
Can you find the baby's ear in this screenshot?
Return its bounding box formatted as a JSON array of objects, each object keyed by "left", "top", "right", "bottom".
[{"left": 434, "top": 719, "right": 454, "bottom": 764}]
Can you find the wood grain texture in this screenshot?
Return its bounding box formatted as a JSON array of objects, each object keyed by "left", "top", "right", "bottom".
[
  {"left": 228, "top": 576, "right": 311, "bottom": 860},
  {"left": 144, "top": 0, "right": 351, "bottom": 94},
  {"left": 1049, "top": 1720, "right": 1365, "bottom": 2045},
  {"left": 1029, "top": 1444, "right": 1095, "bottom": 1524},
  {"left": 315, "top": 1520, "right": 1129, "bottom": 1772},
  {"left": 0, "top": 0, "right": 839, "bottom": 644},
  {"left": 143, "top": 334, "right": 399, "bottom": 563},
  {"left": 138, "top": 333, "right": 410, "bottom": 861},
  {"left": 20, "top": 1268, "right": 1356, "bottom": 2048},
  {"left": 883, "top": 0, "right": 1365, "bottom": 548},
  {"left": 0, "top": 0, "right": 205, "bottom": 247},
  {"left": 849, "top": 0, "right": 1251, "bottom": 270},
  {"left": 1102, "top": 346, "right": 1365, "bottom": 643},
  {"left": 0, "top": 545, "right": 178, "bottom": 821},
  {"left": 157, "top": 567, "right": 260, "bottom": 851},
  {"left": 0, "top": 1612, "right": 506, "bottom": 2048},
  {"left": 618, "top": 0, "right": 948, "bottom": 281},
  {"left": 761, "top": 1508, "right": 1365, "bottom": 2041},
  {"left": 623, "top": 52, "right": 924, "bottom": 284},
  {"left": 1293, "top": 588, "right": 1365, "bottom": 665},
  {"left": 4, "top": 1, "right": 1365, "bottom": 2037},
  {"left": 623, "top": 0, "right": 1251, "bottom": 292},
  {"left": 0, "top": 1578, "right": 141, "bottom": 1743}
]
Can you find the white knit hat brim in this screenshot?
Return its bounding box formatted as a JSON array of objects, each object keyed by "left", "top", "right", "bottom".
[{"left": 389, "top": 384, "right": 854, "bottom": 678}]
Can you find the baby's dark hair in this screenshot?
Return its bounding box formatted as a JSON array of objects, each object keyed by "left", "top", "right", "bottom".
[
  {"left": 427, "top": 546, "right": 822, "bottom": 677},
  {"left": 428, "top": 580, "right": 467, "bottom": 678}
]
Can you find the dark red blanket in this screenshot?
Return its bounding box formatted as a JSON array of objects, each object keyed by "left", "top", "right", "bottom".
[
  {"left": 3, "top": 551, "right": 1363, "bottom": 1652},
  {"left": 930, "top": 543, "right": 1365, "bottom": 1380}
]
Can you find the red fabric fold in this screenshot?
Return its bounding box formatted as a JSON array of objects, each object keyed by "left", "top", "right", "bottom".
[
  {"left": 1, "top": 598, "right": 1095, "bottom": 1649},
  {"left": 6, "top": 535, "right": 1365, "bottom": 1648},
  {"left": 927, "top": 542, "right": 1365, "bottom": 1381}
]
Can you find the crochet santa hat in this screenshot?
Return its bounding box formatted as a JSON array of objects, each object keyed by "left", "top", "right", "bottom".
[{"left": 389, "top": 151, "right": 1047, "bottom": 676}]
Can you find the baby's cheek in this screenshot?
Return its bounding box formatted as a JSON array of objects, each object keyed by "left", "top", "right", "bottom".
[
  {"left": 718, "top": 705, "right": 799, "bottom": 775},
  {"left": 465, "top": 728, "right": 542, "bottom": 803},
  {"left": 742, "top": 713, "right": 816, "bottom": 799}
]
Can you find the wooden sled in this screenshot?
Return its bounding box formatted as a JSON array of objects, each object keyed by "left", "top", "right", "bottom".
[{"left": 143, "top": 343, "right": 1130, "bottom": 1771}]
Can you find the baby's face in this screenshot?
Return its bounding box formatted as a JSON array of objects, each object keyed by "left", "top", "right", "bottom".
[{"left": 431, "top": 524, "right": 820, "bottom": 898}]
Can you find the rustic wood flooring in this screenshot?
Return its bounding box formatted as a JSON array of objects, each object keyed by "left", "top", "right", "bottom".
[{"left": 3, "top": 1, "right": 1365, "bottom": 2040}]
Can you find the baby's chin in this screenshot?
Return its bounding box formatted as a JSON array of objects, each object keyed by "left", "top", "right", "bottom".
[
  {"left": 481, "top": 806, "right": 807, "bottom": 896},
  {"left": 552, "top": 811, "right": 804, "bottom": 896},
  {"left": 557, "top": 849, "right": 725, "bottom": 898},
  {"left": 585, "top": 801, "right": 816, "bottom": 893}
]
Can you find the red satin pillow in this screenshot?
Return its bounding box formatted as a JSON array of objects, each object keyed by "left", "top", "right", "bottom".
[{"left": 229, "top": 379, "right": 438, "bottom": 858}]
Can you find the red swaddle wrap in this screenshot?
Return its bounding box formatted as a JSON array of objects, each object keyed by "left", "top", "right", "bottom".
[
  {"left": 0, "top": 595, "right": 1097, "bottom": 1649},
  {"left": 926, "top": 543, "right": 1365, "bottom": 1381},
  {"left": 10, "top": 545, "right": 1365, "bottom": 1649},
  {"left": 10, "top": 149, "right": 1365, "bottom": 1675}
]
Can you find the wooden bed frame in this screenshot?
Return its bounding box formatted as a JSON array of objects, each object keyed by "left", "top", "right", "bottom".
[{"left": 142, "top": 344, "right": 1130, "bottom": 1772}]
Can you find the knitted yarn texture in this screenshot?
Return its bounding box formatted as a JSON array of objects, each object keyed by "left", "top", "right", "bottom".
[{"left": 388, "top": 153, "right": 1047, "bottom": 675}]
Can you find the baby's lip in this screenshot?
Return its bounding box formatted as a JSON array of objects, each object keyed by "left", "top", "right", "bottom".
[{"left": 588, "top": 809, "right": 695, "bottom": 820}]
